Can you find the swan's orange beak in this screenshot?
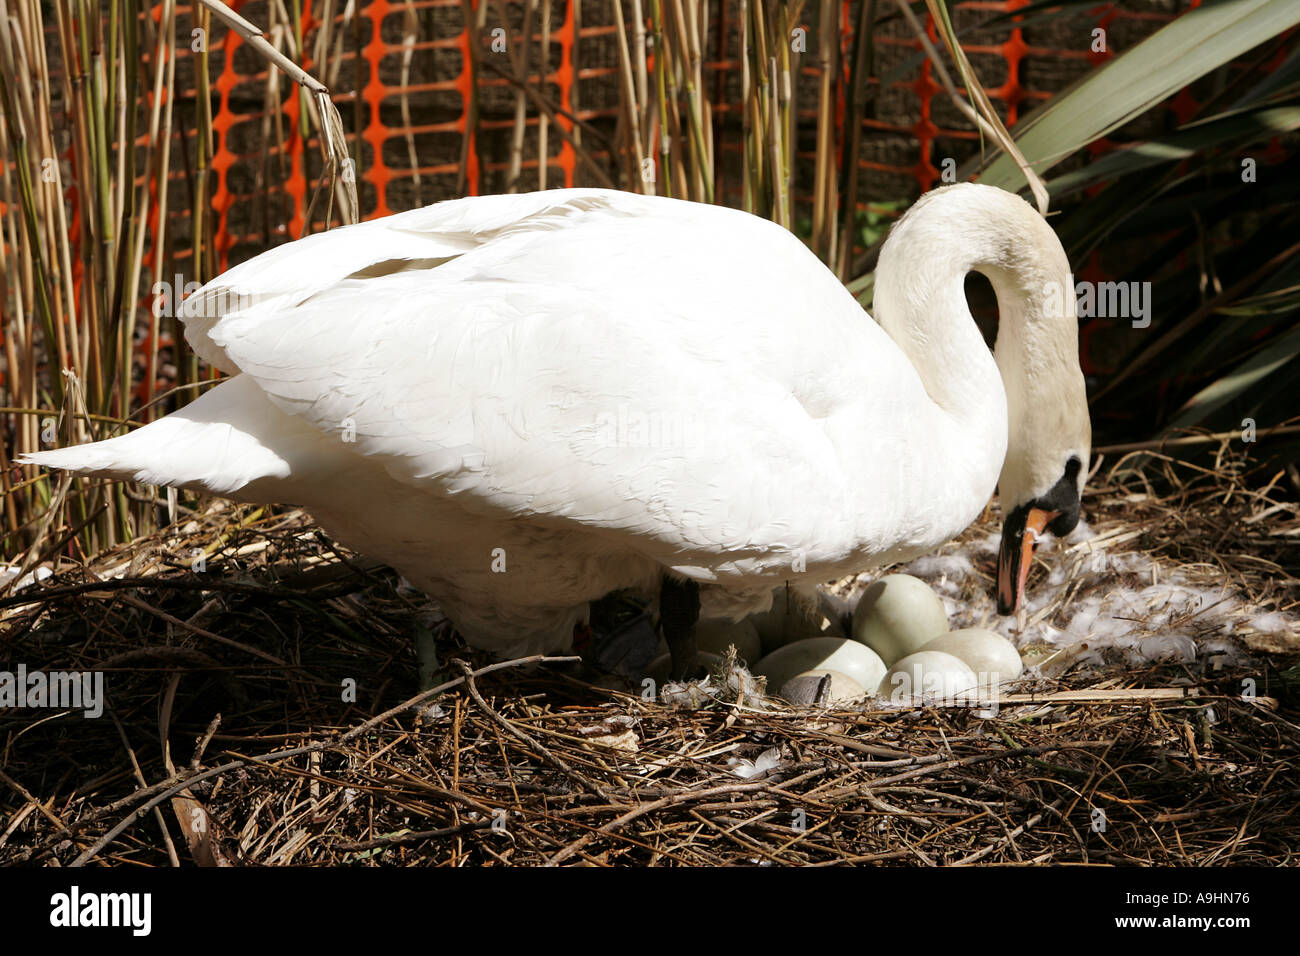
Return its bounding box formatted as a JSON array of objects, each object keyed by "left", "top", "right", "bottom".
[{"left": 997, "top": 506, "right": 1059, "bottom": 615}]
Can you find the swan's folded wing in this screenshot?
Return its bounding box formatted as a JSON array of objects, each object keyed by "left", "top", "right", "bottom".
[{"left": 181, "top": 189, "right": 656, "bottom": 374}]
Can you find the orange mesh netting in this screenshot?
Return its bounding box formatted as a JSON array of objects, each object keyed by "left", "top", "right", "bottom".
[
  {"left": 188, "top": 0, "right": 1191, "bottom": 267},
  {"left": 36, "top": 0, "right": 1225, "bottom": 405}
]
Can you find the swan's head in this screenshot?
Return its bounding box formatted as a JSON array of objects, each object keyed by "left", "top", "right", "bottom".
[
  {"left": 994, "top": 363, "right": 1090, "bottom": 615},
  {"left": 996, "top": 454, "right": 1087, "bottom": 614}
]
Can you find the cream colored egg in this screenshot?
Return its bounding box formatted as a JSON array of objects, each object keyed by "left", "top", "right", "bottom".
[
  {"left": 750, "top": 586, "right": 838, "bottom": 654},
  {"left": 851, "top": 574, "right": 948, "bottom": 665},
  {"left": 643, "top": 650, "right": 724, "bottom": 686},
  {"left": 919, "top": 629, "right": 1023, "bottom": 693},
  {"left": 694, "top": 617, "right": 763, "bottom": 663},
  {"left": 876, "top": 651, "right": 978, "bottom": 704},
  {"left": 753, "top": 637, "right": 887, "bottom": 694},
  {"left": 779, "top": 669, "right": 866, "bottom": 706}
]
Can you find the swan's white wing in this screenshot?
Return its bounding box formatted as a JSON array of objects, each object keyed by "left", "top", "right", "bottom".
[
  {"left": 191, "top": 190, "right": 947, "bottom": 573},
  {"left": 182, "top": 190, "right": 647, "bottom": 373}
]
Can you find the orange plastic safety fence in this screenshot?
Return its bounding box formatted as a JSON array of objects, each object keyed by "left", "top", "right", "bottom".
[
  {"left": 28, "top": 0, "right": 1211, "bottom": 401},
  {"left": 202, "top": 0, "right": 583, "bottom": 272},
  {"left": 189, "top": 1, "right": 1200, "bottom": 269}
]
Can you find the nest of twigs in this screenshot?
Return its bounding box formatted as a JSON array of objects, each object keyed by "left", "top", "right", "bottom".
[{"left": 1, "top": 441, "right": 1297, "bottom": 866}]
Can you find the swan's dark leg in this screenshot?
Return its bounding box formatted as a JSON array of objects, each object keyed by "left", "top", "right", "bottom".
[{"left": 660, "top": 574, "right": 701, "bottom": 681}]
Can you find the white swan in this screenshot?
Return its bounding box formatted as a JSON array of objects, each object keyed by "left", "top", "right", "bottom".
[{"left": 22, "top": 184, "right": 1090, "bottom": 678}]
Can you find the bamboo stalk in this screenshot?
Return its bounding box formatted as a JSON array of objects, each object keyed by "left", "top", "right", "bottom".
[
  {"left": 539, "top": 0, "right": 551, "bottom": 189},
  {"left": 114, "top": 0, "right": 141, "bottom": 394},
  {"left": 476, "top": 53, "right": 617, "bottom": 187},
  {"left": 837, "top": 0, "right": 875, "bottom": 279},
  {"left": 775, "top": 1, "right": 793, "bottom": 226},
  {"left": 650, "top": 0, "right": 672, "bottom": 196},
  {"left": 146, "top": 0, "right": 177, "bottom": 435},
  {"left": 767, "top": 57, "right": 786, "bottom": 227},
  {"left": 811, "top": 0, "right": 836, "bottom": 260},
  {"left": 196, "top": 0, "right": 357, "bottom": 225},
  {"left": 669, "top": 0, "right": 710, "bottom": 202},
  {"left": 609, "top": 0, "right": 647, "bottom": 192},
  {"left": 631, "top": 0, "right": 649, "bottom": 152},
  {"left": 191, "top": 0, "right": 213, "bottom": 367},
  {"left": 0, "top": 77, "right": 63, "bottom": 410},
  {"left": 399, "top": 2, "right": 424, "bottom": 205},
  {"left": 501, "top": 0, "right": 536, "bottom": 192},
  {"left": 571, "top": 0, "right": 583, "bottom": 154},
  {"left": 748, "top": 0, "right": 772, "bottom": 217},
  {"left": 740, "top": 0, "right": 753, "bottom": 212},
  {"left": 914, "top": 0, "right": 1048, "bottom": 213}
]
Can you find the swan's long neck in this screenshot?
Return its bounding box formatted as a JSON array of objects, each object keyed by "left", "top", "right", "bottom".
[{"left": 871, "top": 184, "right": 1082, "bottom": 507}]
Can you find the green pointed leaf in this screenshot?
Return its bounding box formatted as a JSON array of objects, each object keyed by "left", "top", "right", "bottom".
[
  {"left": 977, "top": 0, "right": 1300, "bottom": 190},
  {"left": 1046, "top": 104, "right": 1300, "bottom": 199},
  {"left": 1168, "top": 323, "right": 1300, "bottom": 428},
  {"left": 1214, "top": 284, "right": 1300, "bottom": 317}
]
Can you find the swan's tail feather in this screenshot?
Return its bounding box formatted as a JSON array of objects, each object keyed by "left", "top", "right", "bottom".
[
  {"left": 18, "top": 418, "right": 283, "bottom": 497},
  {"left": 17, "top": 375, "right": 324, "bottom": 501},
  {"left": 20, "top": 441, "right": 161, "bottom": 486}
]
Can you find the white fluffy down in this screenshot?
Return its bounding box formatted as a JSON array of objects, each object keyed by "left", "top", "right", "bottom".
[{"left": 837, "top": 518, "right": 1296, "bottom": 674}]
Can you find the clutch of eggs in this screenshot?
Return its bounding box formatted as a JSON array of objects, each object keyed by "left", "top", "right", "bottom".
[{"left": 741, "top": 575, "right": 1024, "bottom": 705}]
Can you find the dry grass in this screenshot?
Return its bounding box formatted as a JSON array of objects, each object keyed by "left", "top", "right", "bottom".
[
  {"left": 1, "top": 443, "right": 1296, "bottom": 866},
  {"left": 0, "top": 0, "right": 361, "bottom": 561}
]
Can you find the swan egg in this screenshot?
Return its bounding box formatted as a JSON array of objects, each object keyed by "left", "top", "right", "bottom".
[
  {"left": 876, "top": 651, "right": 978, "bottom": 705},
  {"left": 851, "top": 574, "right": 949, "bottom": 665},
  {"left": 779, "top": 669, "right": 866, "bottom": 706},
  {"left": 919, "top": 629, "right": 1023, "bottom": 694},
  {"left": 753, "top": 637, "right": 887, "bottom": 695}
]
